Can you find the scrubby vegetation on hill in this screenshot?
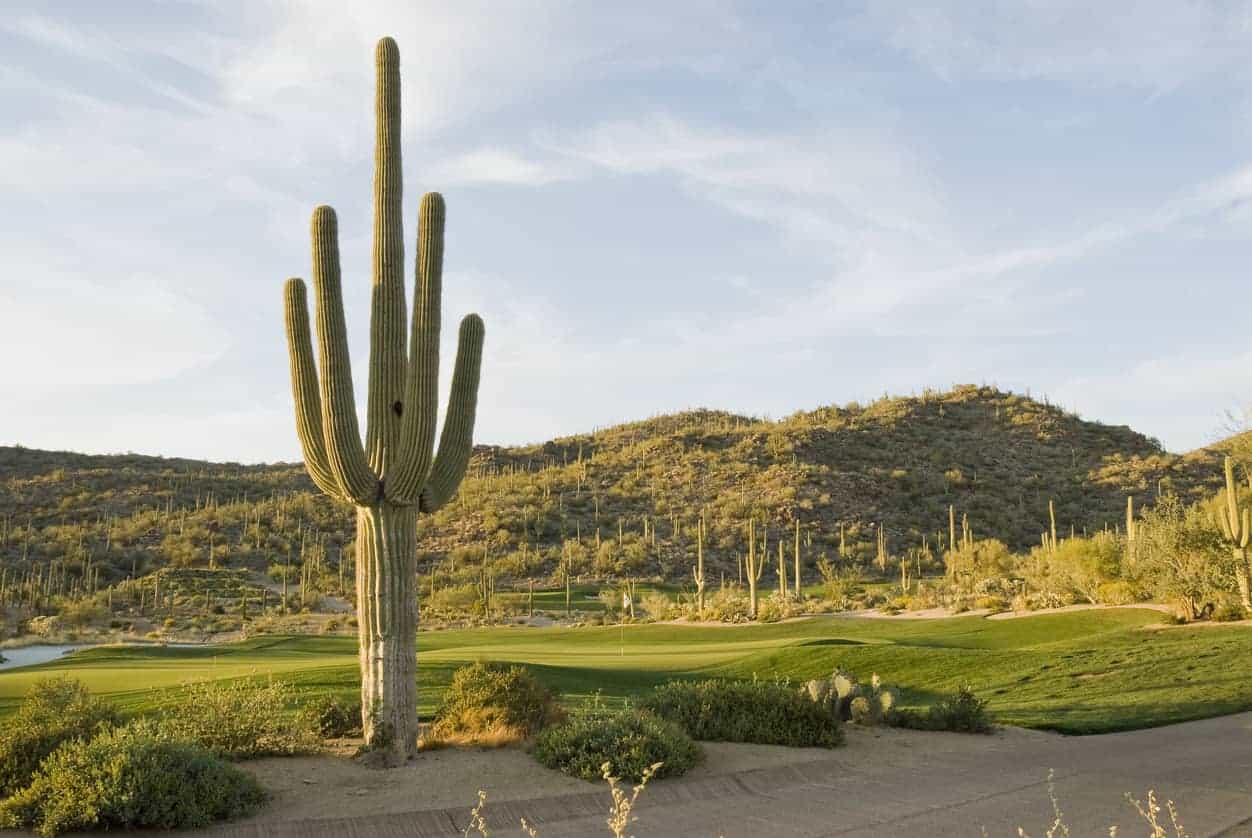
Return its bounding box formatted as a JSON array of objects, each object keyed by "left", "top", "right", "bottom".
[{"left": 0, "top": 386, "right": 1234, "bottom": 638}]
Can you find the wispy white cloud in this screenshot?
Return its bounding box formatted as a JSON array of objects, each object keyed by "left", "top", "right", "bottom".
[
  {"left": 427, "top": 148, "right": 571, "bottom": 186},
  {"left": 854, "top": 1, "right": 1252, "bottom": 89},
  {"left": 2, "top": 1, "right": 1249, "bottom": 460}
]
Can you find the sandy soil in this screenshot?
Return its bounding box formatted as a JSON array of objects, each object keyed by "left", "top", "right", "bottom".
[
  {"left": 841, "top": 606, "right": 991, "bottom": 620},
  {"left": 235, "top": 725, "right": 1047, "bottom": 827},
  {"left": 985, "top": 602, "right": 1174, "bottom": 620}
]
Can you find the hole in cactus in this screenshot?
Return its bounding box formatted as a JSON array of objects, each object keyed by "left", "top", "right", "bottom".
[{"left": 392, "top": 401, "right": 403, "bottom": 417}]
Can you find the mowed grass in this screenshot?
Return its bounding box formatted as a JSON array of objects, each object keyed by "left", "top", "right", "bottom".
[{"left": 2, "top": 608, "right": 1249, "bottom": 734}]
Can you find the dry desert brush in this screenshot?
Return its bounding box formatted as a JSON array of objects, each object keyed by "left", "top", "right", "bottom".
[
  {"left": 638, "top": 678, "right": 843, "bottom": 747},
  {"left": 0, "top": 719, "right": 266, "bottom": 838},
  {"left": 428, "top": 662, "right": 563, "bottom": 746},
  {"left": 281, "top": 36, "right": 485, "bottom": 762},
  {"left": 532, "top": 709, "right": 700, "bottom": 782},
  {"left": 0, "top": 677, "right": 118, "bottom": 799}
]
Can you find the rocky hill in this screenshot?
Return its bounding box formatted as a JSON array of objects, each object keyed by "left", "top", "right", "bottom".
[{"left": 0, "top": 385, "right": 1230, "bottom": 591}]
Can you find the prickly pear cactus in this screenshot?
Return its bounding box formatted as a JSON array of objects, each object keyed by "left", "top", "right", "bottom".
[
  {"left": 849, "top": 696, "right": 875, "bottom": 726},
  {"left": 832, "top": 670, "right": 857, "bottom": 698},
  {"left": 831, "top": 670, "right": 861, "bottom": 721},
  {"left": 876, "top": 685, "right": 898, "bottom": 719},
  {"left": 804, "top": 678, "right": 832, "bottom": 704}
]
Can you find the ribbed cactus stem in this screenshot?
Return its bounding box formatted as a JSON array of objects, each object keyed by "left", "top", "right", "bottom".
[
  {"left": 793, "top": 518, "right": 801, "bottom": 602},
  {"left": 692, "top": 512, "right": 706, "bottom": 616},
  {"left": 745, "top": 517, "right": 763, "bottom": 618},
  {"left": 1048, "top": 499, "right": 1057, "bottom": 554},
  {"left": 1125, "top": 495, "right": 1136, "bottom": 563},
  {"left": 280, "top": 37, "right": 485, "bottom": 765}
]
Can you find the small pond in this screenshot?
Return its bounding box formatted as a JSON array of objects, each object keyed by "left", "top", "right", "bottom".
[
  {"left": 0, "top": 642, "right": 206, "bottom": 671},
  {"left": 0, "top": 644, "right": 85, "bottom": 671}
]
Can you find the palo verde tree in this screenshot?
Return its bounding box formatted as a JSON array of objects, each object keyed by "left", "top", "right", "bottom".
[{"left": 281, "top": 37, "right": 484, "bottom": 763}]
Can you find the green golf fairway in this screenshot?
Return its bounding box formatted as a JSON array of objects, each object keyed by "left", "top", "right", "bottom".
[{"left": 2, "top": 608, "right": 1248, "bottom": 734}]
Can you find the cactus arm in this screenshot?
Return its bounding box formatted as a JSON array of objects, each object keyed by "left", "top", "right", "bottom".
[
  {"left": 282, "top": 277, "right": 343, "bottom": 500},
  {"left": 310, "top": 205, "right": 378, "bottom": 505},
  {"left": 365, "top": 36, "right": 408, "bottom": 475},
  {"left": 1218, "top": 508, "right": 1235, "bottom": 541},
  {"left": 417, "top": 314, "right": 485, "bottom": 511},
  {"left": 388, "top": 192, "right": 444, "bottom": 502},
  {"left": 1242, "top": 508, "right": 1251, "bottom": 549},
  {"left": 1226, "top": 456, "right": 1241, "bottom": 534}
]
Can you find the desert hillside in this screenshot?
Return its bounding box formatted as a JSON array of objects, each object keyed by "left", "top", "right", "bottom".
[{"left": 0, "top": 385, "right": 1230, "bottom": 590}]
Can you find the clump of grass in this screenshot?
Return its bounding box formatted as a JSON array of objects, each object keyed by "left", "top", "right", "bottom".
[
  {"left": 1013, "top": 771, "right": 1188, "bottom": 838},
  {"left": 428, "top": 662, "right": 563, "bottom": 748},
  {"left": 461, "top": 761, "right": 664, "bottom": 837}
]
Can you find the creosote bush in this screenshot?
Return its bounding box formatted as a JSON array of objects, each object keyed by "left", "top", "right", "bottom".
[
  {"left": 0, "top": 677, "right": 118, "bottom": 798},
  {"left": 895, "top": 685, "right": 994, "bottom": 733},
  {"left": 310, "top": 694, "right": 362, "bottom": 738},
  {"left": 0, "top": 720, "right": 266, "bottom": 837},
  {"left": 159, "top": 677, "right": 320, "bottom": 758},
  {"left": 638, "top": 679, "right": 843, "bottom": 747},
  {"left": 532, "top": 709, "right": 700, "bottom": 782},
  {"left": 429, "top": 662, "right": 563, "bottom": 746}
]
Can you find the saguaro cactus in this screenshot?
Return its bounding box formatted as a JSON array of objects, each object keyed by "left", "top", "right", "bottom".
[
  {"left": 1214, "top": 456, "right": 1252, "bottom": 609},
  {"left": 282, "top": 37, "right": 485, "bottom": 763},
  {"left": 793, "top": 518, "right": 802, "bottom": 602},
  {"left": 745, "top": 518, "right": 765, "bottom": 618},
  {"left": 692, "top": 513, "right": 706, "bottom": 617}
]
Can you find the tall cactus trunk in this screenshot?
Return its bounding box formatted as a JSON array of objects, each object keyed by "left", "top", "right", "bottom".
[
  {"left": 356, "top": 505, "right": 418, "bottom": 761},
  {"left": 1236, "top": 547, "right": 1251, "bottom": 610}
]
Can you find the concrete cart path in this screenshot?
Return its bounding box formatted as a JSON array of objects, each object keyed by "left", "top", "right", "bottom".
[{"left": 191, "top": 712, "right": 1252, "bottom": 837}]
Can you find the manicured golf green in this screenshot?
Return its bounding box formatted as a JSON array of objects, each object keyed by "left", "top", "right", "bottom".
[{"left": 2, "top": 608, "right": 1249, "bottom": 733}]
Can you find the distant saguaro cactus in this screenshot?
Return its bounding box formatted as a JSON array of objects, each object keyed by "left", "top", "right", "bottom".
[
  {"left": 745, "top": 518, "right": 765, "bottom": 618},
  {"left": 282, "top": 37, "right": 485, "bottom": 764},
  {"left": 1214, "top": 456, "right": 1251, "bottom": 609},
  {"left": 692, "top": 513, "right": 706, "bottom": 616}
]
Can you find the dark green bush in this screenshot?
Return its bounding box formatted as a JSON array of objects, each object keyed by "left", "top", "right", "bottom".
[
  {"left": 430, "top": 662, "right": 562, "bottom": 742},
  {"left": 532, "top": 709, "right": 700, "bottom": 782},
  {"left": 311, "top": 694, "right": 362, "bottom": 738},
  {"left": 638, "top": 679, "right": 843, "bottom": 747},
  {"left": 159, "top": 677, "right": 319, "bottom": 758},
  {"left": 0, "top": 677, "right": 118, "bottom": 798},
  {"left": 896, "top": 686, "right": 994, "bottom": 734},
  {"left": 0, "top": 720, "right": 266, "bottom": 837}
]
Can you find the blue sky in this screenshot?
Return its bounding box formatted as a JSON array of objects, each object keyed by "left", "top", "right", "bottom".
[{"left": 2, "top": 1, "right": 1250, "bottom": 462}]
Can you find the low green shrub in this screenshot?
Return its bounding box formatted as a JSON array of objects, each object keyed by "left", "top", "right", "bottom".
[
  {"left": 310, "top": 694, "right": 362, "bottom": 738},
  {"left": 896, "top": 686, "right": 994, "bottom": 733},
  {"left": 1212, "top": 600, "right": 1247, "bottom": 622},
  {"left": 0, "top": 677, "right": 118, "bottom": 798},
  {"left": 430, "top": 662, "right": 563, "bottom": 744},
  {"left": 638, "top": 679, "right": 843, "bottom": 747},
  {"left": 160, "top": 677, "right": 319, "bottom": 759},
  {"left": 532, "top": 709, "right": 700, "bottom": 782},
  {"left": 974, "top": 595, "right": 1008, "bottom": 612},
  {"left": 0, "top": 720, "right": 266, "bottom": 837},
  {"left": 1096, "top": 580, "right": 1142, "bottom": 606}
]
